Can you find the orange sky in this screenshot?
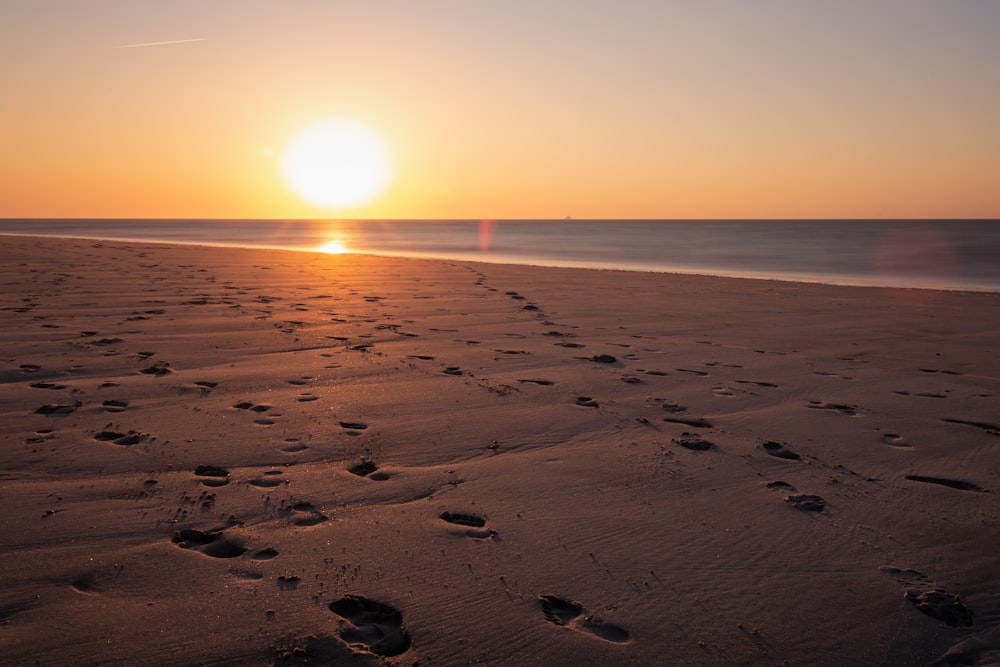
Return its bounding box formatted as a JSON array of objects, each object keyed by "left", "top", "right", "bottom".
[{"left": 1, "top": 1, "right": 998, "bottom": 219}]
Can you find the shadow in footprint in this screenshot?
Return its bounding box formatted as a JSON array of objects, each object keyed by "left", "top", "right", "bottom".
[
  {"left": 35, "top": 401, "right": 82, "bottom": 415},
  {"left": 248, "top": 476, "right": 284, "bottom": 488},
  {"left": 440, "top": 511, "right": 495, "bottom": 539},
  {"left": 194, "top": 465, "right": 230, "bottom": 487},
  {"left": 94, "top": 430, "right": 149, "bottom": 447},
  {"left": 172, "top": 529, "right": 245, "bottom": 558},
  {"left": 664, "top": 416, "right": 712, "bottom": 428},
  {"left": 904, "top": 475, "right": 986, "bottom": 492},
  {"left": 881, "top": 433, "right": 911, "bottom": 448},
  {"left": 290, "top": 502, "right": 327, "bottom": 526},
  {"left": 673, "top": 433, "right": 714, "bottom": 451},
  {"left": 762, "top": 441, "right": 802, "bottom": 461},
  {"left": 328, "top": 596, "right": 411, "bottom": 657},
  {"left": 785, "top": 494, "right": 825, "bottom": 512},
  {"left": 339, "top": 421, "right": 368, "bottom": 436},
  {"left": 348, "top": 460, "right": 390, "bottom": 480},
  {"left": 538, "top": 595, "right": 630, "bottom": 644},
  {"left": 808, "top": 401, "right": 858, "bottom": 416}
]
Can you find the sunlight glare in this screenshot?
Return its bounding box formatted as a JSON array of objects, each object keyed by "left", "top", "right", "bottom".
[
  {"left": 317, "top": 240, "right": 349, "bottom": 254},
  {"left": 282, "top": 120, "right": 393, "bottom": 210}
]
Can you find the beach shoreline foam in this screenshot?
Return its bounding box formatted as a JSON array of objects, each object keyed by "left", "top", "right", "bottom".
[{"left": 2, "top": 236, "right": 998, "bottom": 665}]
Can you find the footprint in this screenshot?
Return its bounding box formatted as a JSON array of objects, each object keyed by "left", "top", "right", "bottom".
[
  {"left": 290, "top": 502, "right": 328, "bottom": 526},
  {"left": 25, "top": 429, "right": 55, "bottom": 445},
  {"left": 735, "top": 380, "right": 778, "bottom": 388},
  {"left": 904, "top": 475, "right": 986, "bottom": 492},
  {"left": 29, "top": 381, "right": 67, "bottom": 390},
  {"left": 880, "top": 567, "right": 974, "bottom": 627},
  {"left": 880, "top": 433, "right": 910, "bottom": 448},
  {"left": 518, "top": 379, "right": 555, "bottom": 386},
  {"left": 139, "top": 363, "right": 172, "bottom": 376},
  {"left": 538, "top": 595, "right": 631, "bottom": 644},
  {"left": 676, "top": 368, "right": 708, "bottom": 376},
  {"left": 194, "top": 465, "right": 230, "bottom": 487},
  {"left": 808, "top": 401, "right": 858, "bottom": 416},
  {"left": 672, "top": 433, "right": 714, "bottom": 451},
  {"left": 250, "top": 548, "right": 279, "bottom": 561},
  {"left": 339, "top": 421, "right": 368, "bottom": 433},
  {"left": 281, "top": 442, "right": 308, "bottom": 454},
  {"left": 296, "top": 394, "right": 318, "bottom": 402},
  {"left": 440, "top": 511, "right": 495, "bottom": 539},
  {"left": 443, "top": 366, "right": 463, "bottom": 375},
  {"left": 102, "top": 400, "right": 129, "bottom": 413},
  {"left": 590, "top": 354, "right": 617, "bottom": 364},
  {"left": 328, "top": 596, "right": 411, "bottom": 657},
  {"left": 815, "top": 371, "right": 853, "bottom": 380},
  {"left": 248, "top": 474, "right": 284, "bottom": 488},
  {"left": 761, "top": 441, "right": 802, "bottom": 461},
  {"left": 93, "top": 430, "right": 150, "bottom": 446},
  {"left": 575, "top": 396, "right": 599, "bottom": 408},
  {"left": 347, "top": 460, "right": 388, "bottom": 480},
  {"left": 172, "top": 529, "right": 246, "bottom": 558},
  {"left": 91, "top": 337, "right": 124, "bottom": 346},
  {"left": 785, "top": 494, "right": 825, "bottom": 512},
  {"left": 234, "top": 402, "right": 272, "bottom": 413},
  {"left": 942, "top": 418, "right": 1000, "bottom": 435},
  {"left": 35, "top": 401, "right": 82, "bottom": 415},
  {"left": 664, "top": 416, "right": 712, "bottom": 428}
]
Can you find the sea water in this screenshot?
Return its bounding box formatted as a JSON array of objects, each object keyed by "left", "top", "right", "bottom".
[{"left": 2, "top": 219, "right": 999, "bottom": 292}]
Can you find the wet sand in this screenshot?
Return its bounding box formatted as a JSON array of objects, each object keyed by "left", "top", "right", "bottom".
[{"left": 2, "top": 235, "right": 999, "bottom": 666}]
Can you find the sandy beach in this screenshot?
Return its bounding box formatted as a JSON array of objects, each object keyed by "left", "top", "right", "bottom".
[{"left": 2, "top": 235, "right": 999, "bottom": 666}]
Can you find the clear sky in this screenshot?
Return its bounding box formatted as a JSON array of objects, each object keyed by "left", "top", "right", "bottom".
[{"left": 2, "top": 0, "right": 998, "bottom": 219}]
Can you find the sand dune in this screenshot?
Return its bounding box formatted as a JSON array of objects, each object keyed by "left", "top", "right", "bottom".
[{"left": 2, "top": 236, "right": 998, "bottom": 665}]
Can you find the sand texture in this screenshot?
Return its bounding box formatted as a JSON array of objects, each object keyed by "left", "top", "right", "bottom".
[{"left": 2, "top": 236, "right": 999, "bottom": 666}]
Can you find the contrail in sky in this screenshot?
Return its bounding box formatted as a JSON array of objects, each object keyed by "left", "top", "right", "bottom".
[{"left": 112, "top": 38, "right": 207, "bottom": 49}]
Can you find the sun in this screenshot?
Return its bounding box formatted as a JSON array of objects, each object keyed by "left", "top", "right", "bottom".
[{"left": 281, "top": 120, "right": 393, "bottom": 210}]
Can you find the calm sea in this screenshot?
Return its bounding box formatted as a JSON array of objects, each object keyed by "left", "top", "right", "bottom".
[{"left": 3, "top": 219, "right": 999, "bottom": 292}]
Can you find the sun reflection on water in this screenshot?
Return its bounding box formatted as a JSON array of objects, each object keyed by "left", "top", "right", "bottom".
[{"left": 317, "top": 240, "right": 349, "bottom": 254}]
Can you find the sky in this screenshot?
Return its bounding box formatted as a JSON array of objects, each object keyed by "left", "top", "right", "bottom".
[{"left": 1, "top": 0, "right": 999, "bottom": 220}]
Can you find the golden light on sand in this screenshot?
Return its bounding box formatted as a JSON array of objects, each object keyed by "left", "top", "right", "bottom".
[
  {"left": 281, "top": 120, "right": 393, "bottom": 210},
  {"left": 317, "top": 239, "right": 349, "bottom": 254}
]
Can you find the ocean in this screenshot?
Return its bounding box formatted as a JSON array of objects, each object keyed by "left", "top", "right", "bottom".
[{"left": 2, "top": 219, "right": 999, "bottom": 292}]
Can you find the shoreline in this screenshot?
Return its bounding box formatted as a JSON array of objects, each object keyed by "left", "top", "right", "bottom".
[
  {"left": 2, "top": 236, "right": 998, "bottom": 665},
  {"left": 3, "top": 231, "right": 998, "bottom": 295}
]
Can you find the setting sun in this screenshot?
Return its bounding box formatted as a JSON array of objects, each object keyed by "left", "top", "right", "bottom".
[{"left": 281, "top": 120, "right": 393, "bottom": 210}]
